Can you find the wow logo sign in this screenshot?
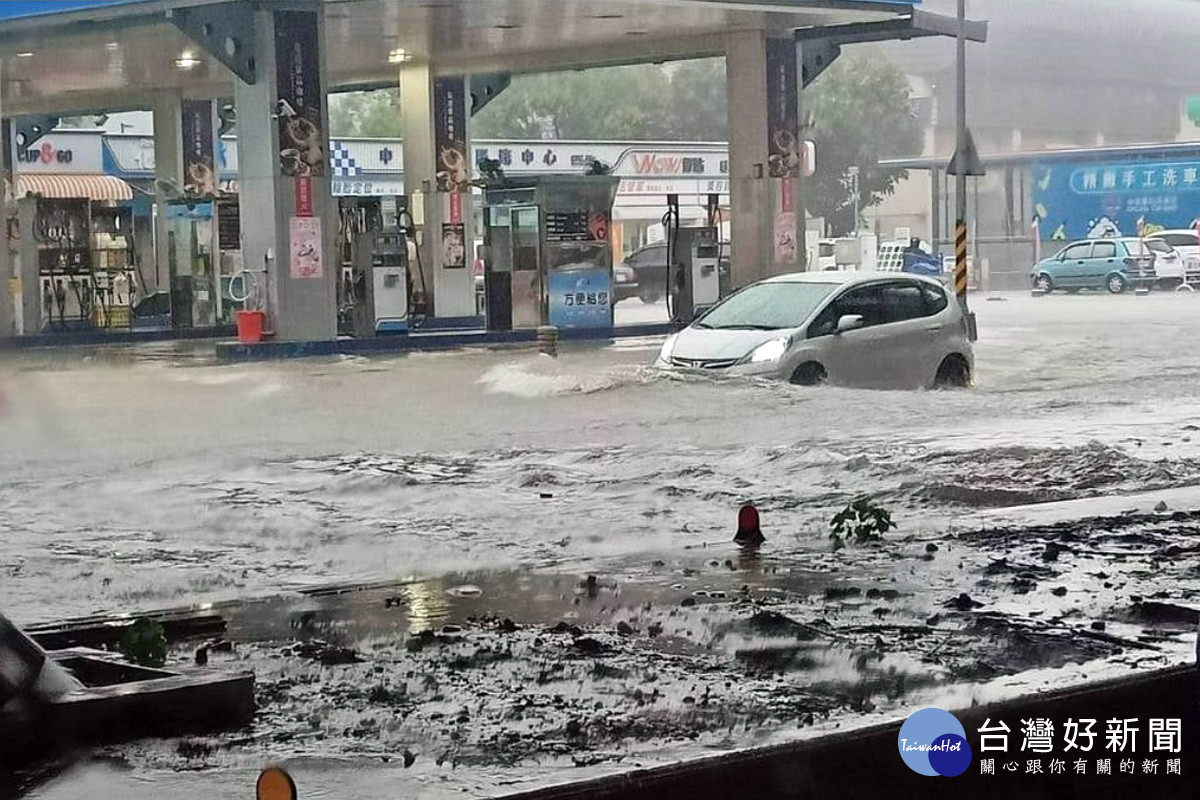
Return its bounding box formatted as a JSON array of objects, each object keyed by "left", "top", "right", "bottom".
[{"left": 898, "top": 708, "right": 973, "bottom": 777}]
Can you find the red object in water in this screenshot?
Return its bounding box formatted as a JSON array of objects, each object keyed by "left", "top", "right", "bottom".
[
  {"left": 236, "top": 310, "right": 266, "bottom": 344},
  {"left": 735, "top": 504, "right": 764, "bottom": 546}
]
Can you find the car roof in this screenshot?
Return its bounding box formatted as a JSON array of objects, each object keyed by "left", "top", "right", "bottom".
[
  {"left": 761, "top": 270, "right": 940, "bottom": 287},
  {"left": 1060, "top": 238, "right": 1143, "bottom": 246},
  {"left": 1152, "top": 229, "right": 1199, "bottom": 236}
]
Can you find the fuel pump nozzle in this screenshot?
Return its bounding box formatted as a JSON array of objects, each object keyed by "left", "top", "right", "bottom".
[{"left": 663, "top": 193, "right": 681, "bottom": 326}]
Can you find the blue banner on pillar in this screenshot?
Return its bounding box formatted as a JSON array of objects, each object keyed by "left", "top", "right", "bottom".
[
  {"left": 765, "top": 38, "right": 801, "bottom": 179},
  {"left": 181, "top": 99, "right": 216, "bottom": 197},
  {"left": 275, "top": 10, "right": 326, "bottom": 178},
  {"left": 434, "top": 77, "right": 470, "bottom": 193}
]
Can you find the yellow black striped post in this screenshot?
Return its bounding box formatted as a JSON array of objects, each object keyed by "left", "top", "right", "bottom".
[{"left": 954, "top": 220, "right": 969, "bottom": 300}]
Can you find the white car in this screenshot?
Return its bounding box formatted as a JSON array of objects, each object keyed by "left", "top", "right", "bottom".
[
  {"left": 817, "top": 239, "right": 837, "bottom": 270},
  {"left": 1151, "top": 230, "right": 1200, "bottom": 286},
  {"left": 1140, "top": 237, "right": 1186, "bottom": 286},
  {"left": 655, "top": 271, "right": 974, "bottom": 390}
]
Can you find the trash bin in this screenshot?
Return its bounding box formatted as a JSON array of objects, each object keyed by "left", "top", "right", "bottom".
[{"left": 236, "top": 310, "right": 266, "bottom": 344}]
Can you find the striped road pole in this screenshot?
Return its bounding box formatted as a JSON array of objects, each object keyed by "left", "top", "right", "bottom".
[
  {"left": 955, "top": 219, "right": 977, "bottom": 340},
  {"left": 955, "top": 219, "right": 969, "bottom": 302}
]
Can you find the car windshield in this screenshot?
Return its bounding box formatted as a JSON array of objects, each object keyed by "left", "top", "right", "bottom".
[
  {"left": 693, "top": 281, "right": 837, "bottom": 330},
  {"left": 1142, "top": 238, "right": 1174, "bottom": 253},
  {"left": 1157, "top": 233, "right": 1198, "bottom": 248}
]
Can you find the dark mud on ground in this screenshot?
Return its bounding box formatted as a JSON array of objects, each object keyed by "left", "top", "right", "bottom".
[{"left": 38, "top": 504, "right": 1192, "bottom": 790}]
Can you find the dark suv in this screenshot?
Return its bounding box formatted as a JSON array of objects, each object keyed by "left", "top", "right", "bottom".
[{"left": 617, "top": 241, "right": 732, "bottom": 304}]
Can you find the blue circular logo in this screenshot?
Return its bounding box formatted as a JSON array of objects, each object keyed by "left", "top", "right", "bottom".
[{"left": 898, "top": 708, "right": 972, "bottom": 777}]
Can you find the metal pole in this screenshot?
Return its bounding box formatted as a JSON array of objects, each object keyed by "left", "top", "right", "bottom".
[{"left": 954, "top": 0, "right": 975, "bottom": 338}]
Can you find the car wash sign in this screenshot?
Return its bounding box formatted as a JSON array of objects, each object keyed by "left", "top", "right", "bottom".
[{"left": 1033, "top": 158, "right": 1200, "bottom": 240}]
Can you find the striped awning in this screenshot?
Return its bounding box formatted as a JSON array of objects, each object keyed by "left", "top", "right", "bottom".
[{"left": 15, "top": 174, "right": 133, "bottom": 202}]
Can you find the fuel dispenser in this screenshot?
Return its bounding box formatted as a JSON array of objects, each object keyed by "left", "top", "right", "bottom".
[
  {"left": 337, "top": 196, "right": 422, "bottom": 337},
  {"left": 18, "top": 196, "right": 138, "bottom": 332},
  {"left": 481, "top": 175, "right": 619, "bottom": 332},
  {"left": 355, "top": 229, "right": 411, "bottom": 336},
  {"left": 664, "top": 193, "right": 722, "bottom": 327}
]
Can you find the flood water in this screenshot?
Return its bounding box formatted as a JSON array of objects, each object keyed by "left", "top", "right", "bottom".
[{"left": 4, "top": 291, "right": 1200, "bottom": 798}]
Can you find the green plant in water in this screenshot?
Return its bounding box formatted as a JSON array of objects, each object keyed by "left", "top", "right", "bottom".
[
  {"left": 830, "top": 498, "right": 896, "bottom": 549},
  {"left": 119, "top": 618, "right": 167, "bottom": 668}
]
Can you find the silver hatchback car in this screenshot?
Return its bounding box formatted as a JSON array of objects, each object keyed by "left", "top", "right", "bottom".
[{"left": 655, "top": 272, "right": 974, "bottom": 389}]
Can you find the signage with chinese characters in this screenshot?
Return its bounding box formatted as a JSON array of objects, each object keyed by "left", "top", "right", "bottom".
[
  {"left": 547, "top": 269, "right": 612, "bottom": 329},
  {"left": 471, "top": 143, "right": 728, "bottom": 179},
  {"left": 275, "top": 10, "right": 326, "bottom": 178},
  {"left": 289, "top": 216, "right": 323, "bottom": 279},
  {"left": 181, "top": 98, "right": 216, "bottom": 197},
  {"left": 975, "top": 716, "right": 1183, "bottom": 778},
  {"left": 330, "top": 179, "right": 404, "bottom": 197},
  {"left": 1034, "top": 158, "right": 1200, "bottom": 240},
  {"left": 0, "top": 1, "right": 148, "bottom": 19},
  {"left": 434, "top": 77, "right": 469, "bottom": 193}
]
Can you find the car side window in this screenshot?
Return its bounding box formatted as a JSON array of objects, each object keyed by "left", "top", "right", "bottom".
[
  {"left": 1062, "top": 243, "right": 1092, "bottom": 260},
  {"left": 808, "top": 285, "right": 884, "bottom": 337},
  {"left": 922, "top": 284, "right": 949, "bottom": 314},
  {"left": 1092, "top": 242, "right": 1117, "bottom": 259},
  {"left": 881, "top": 282, "right": 928, "bottom": 323}
]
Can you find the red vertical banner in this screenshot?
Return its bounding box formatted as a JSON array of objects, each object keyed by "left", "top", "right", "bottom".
[
  {"left": 780, "top": 179, "right": 794, "bottom": 214},
  {"left": 294, "top": 176, "right": 314, "bottom": 217},
  {"left": 449, "top": 190, "right": 463, "bottom": 225}
]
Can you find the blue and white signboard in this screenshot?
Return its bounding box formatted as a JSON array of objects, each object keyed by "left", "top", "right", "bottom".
[
  {"left": 1033, "top": 159, "right": 1200, "bottom": 240},
  {"left": 547, "top": 269, "right": 612, "bottom": 329},
  {"left": 0, "top": 1, "right": 147, "bottom": 19}
]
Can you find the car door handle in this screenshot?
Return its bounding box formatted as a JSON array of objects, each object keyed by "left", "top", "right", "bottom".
[{"left": 925, "top": 323, "right": 944, "bottom": 332}]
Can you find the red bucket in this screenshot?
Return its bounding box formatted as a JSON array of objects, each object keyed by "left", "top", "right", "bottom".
[{"left": 236, "top": 310, "right": 266, "bottom": 344}]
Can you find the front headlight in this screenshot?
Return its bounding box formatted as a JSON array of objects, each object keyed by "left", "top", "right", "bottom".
[
  {"left": 746, "top": 336, "right": 790, "bottom": 364},
  {"left": 658, "top": 334, "right": 678, "bottom": 363}
]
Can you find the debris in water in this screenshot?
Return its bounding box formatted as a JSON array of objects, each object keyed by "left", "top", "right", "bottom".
[
  {"left": 291, "top": 640, "right": 363, "bottom": 665},
  {"left": 945, "top": 593, "right": 983, "bottom": 611},
  {"left": 446, "top": 585, "right": 483, "bottom": 598},
  {"left": 572, "top": 636, "right": 606, "bottom": 655},
  {"left": 1011, "top": 577, "right": 1037, "bottom": 594},
  {"left": 1051, "top": 587, "right": 1068, "bottom": 597}
]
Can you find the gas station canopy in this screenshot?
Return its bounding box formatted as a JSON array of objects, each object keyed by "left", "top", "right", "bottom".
[{"left": 0, "top": 0, "right": 918, "bottom": 115}]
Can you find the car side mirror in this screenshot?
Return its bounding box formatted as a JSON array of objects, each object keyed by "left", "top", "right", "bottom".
[{"left": 836, "top": 314, "right": 864, "bottom": 334}]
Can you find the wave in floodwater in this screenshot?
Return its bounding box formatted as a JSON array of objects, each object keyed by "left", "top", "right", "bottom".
[{"left": 477, "top": 358, "right": 665, "bottom": 397}]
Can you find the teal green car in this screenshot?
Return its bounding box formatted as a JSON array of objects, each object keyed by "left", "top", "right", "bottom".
[{"left": 1031, "top": 238, "right": 1162, "bottom": 294}]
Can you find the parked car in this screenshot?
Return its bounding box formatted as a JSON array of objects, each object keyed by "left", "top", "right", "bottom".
[
  {"left": 655, "top": 271, "right": 973, "bottom": 390},
  {"left": 619, "top": 240, "right": 733, "bottom": 304},
  {"left": 1030, "top": 238, "right": 1161, "bottom": 294},
  {"left": 613, "top": 263, "right": 639, "bottom": 303},
  {"left": 817, "top": 239, "right": 837, "bottom": 270},
  {"left": 1150, "top": 229, "right": 1200, "bottom": 286}
]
